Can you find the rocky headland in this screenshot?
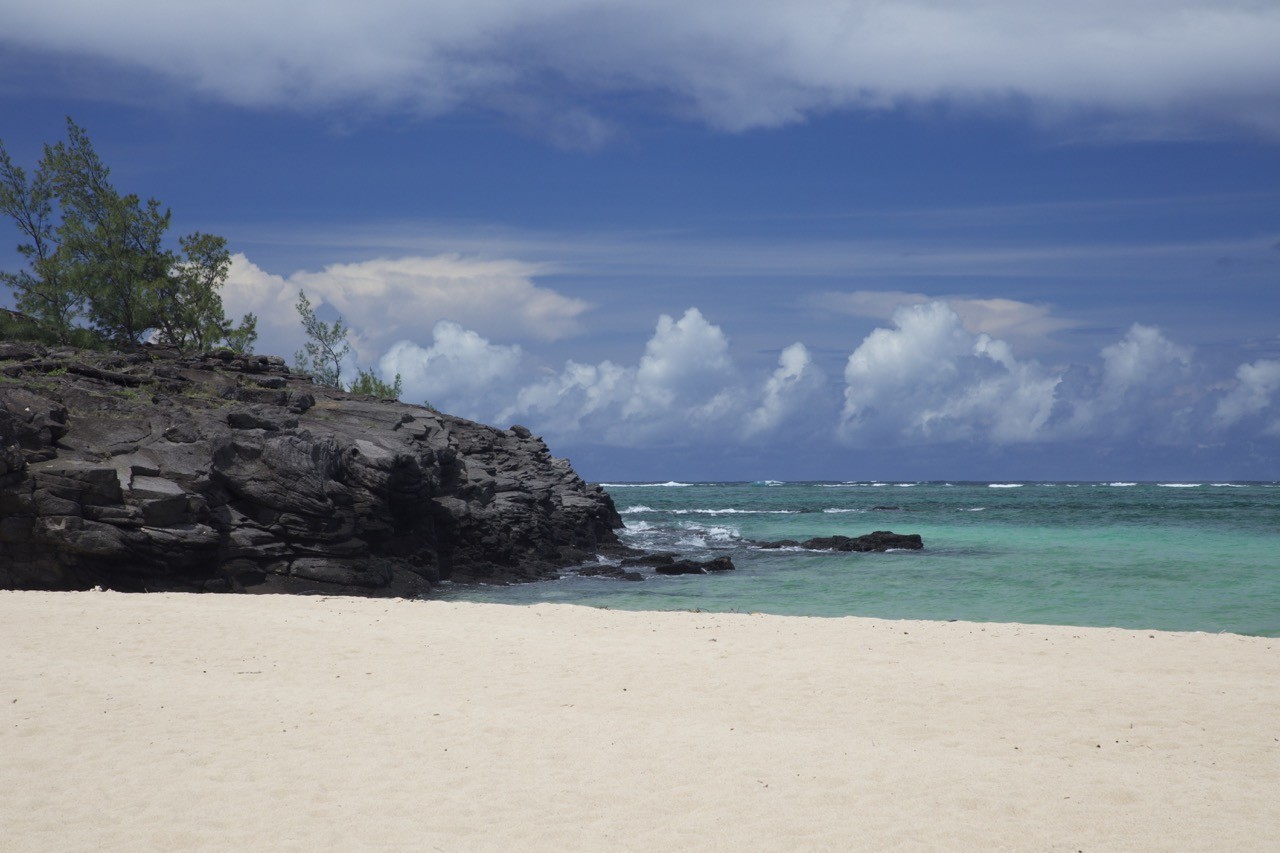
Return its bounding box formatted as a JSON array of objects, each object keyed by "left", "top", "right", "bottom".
[{"left": 0, "top": 342, "right": 629, "bottom": 596}]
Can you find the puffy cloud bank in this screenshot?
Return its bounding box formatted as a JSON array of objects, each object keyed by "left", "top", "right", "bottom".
[
  {"left": 380, "top": 323, "right": 524, "bottom": 424},
  {"left": 371, "top": 301, "right": 1277, "bottom": 456},
  {"left": 221, "top": 249, "right": 1278, "bottom": 456},
  {"left": 837, "top": 303, "right": 1202, "bottom": 447},
  {"left": 840, "top": 302, "right": 1061, "bottom": 445},
  {"left": 1214, "top": 360, "right": 1280, "bottom": 437},
  {"left": 493, "top": 308, "right": 824, "bottom": 446},
  {"left": 8, "top": 0, "right": 1280, "bottom": 139}
]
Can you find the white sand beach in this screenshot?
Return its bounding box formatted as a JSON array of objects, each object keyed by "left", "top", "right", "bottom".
[{"left": 2, "top": 590, "right": 1277, "bottom": 851}]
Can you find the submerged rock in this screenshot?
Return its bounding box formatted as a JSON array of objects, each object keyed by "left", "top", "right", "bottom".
[
  {"left": 0, "top": 343, "right": 625, "bottom": 596},
  {"left": 758, "top": 531, "right": 923, "bottom": 552}
]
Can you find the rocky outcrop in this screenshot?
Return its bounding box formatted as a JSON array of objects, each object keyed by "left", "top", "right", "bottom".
[
  {"left": 758, "top": 531, "right": 923, "bottom": 552},
  {"left": 0, "top": 342, "right": 625, "bottom": 596}
]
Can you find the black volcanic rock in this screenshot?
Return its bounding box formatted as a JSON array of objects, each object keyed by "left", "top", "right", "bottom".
[
  {"left": 576, "top": 565, "right": 645, "bottom": 582},
  {"left": 653, "top": 556, "right": 736, "bottom": 575},
  {"left": 0, "top": 343, "right": 625, "bottom": 596},
  {"left": 758, "top": 531, "right": 922, "bottom": 552}
]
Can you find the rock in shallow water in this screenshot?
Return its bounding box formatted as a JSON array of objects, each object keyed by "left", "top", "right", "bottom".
[
  {"left": 758, "top": 531, "right": 923, "bottom": 552},
  {"left": 653, "top": 556, "right": 737, "bottom": 575}
]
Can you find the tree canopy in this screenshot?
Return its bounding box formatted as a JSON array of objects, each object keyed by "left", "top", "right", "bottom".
[{"left": 0, "top": 118, "right": 256, "bottom": 351}]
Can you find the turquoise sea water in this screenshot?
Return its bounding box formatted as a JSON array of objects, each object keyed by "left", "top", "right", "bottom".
[{"left": 435, "top": 481, "right": 1280, "bottom": 636}]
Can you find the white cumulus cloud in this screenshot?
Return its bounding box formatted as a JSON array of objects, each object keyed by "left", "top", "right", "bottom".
[
  {"left": 814, "top": 290, "right": 1076, "bottom": 350},
  {"left": 834, "top": 306, "right": 1233, "bottom": 449},
  {"left": 840, "top": 301, "right": 1059, "bottom": 445},
  {"left": 495, "top": 308, "right": 823, "bottom": 445},
  {"left": 221, "top": 252, "right": 587, "bottom": 367},
  {"left": 1053, "top": 324, "right": 1195, "bottom": 440},
  {"left": 1213, "top": 359, "right": 1280, "bottom": 435},
  {"left": 625, "top": 308, "right": 735, "bottom": 422},
  {"left": 501, "top": 359, "right": 635, "bottom": 437},
  {"left": 379, "top": 322, "right": 524, "bottom": 421},
  {"left": 745, "top": 343, "right": 825, "bottom": 437}
]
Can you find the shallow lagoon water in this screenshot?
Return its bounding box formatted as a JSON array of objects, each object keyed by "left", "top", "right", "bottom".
[{"left": 435, "top": 481, "right": 1280, "bottom": 636}]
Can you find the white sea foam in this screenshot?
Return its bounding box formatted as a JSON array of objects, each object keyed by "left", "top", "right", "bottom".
[
  {"left": 601, "top": 482, "right": 693, "bottom": 488},
  {"left": 1108, "top": 482, "right": 1138, "bottom": 487},
  {"left": 1211, "top": 483, "right": 1245, "bottom": 488},
  {"left": 704, "top": 526, "right": 739, "bottom": 541},
  {"left": 710, "top": 508, "right": 797, "bottom": 515},
  {"left": 1158, "top": 483, "right": 1201, "bottom": 488},
  {"left": 668, "top": 508, "right": 798, "bottom": 515},
  {"left": 988, "top": 483, "right": 1023, "bottom": 489},
  {"left": 960, "top": 507, "right": 986, "bottom": 512},
  {"left": 676, "top": 523, "right": 740, "bottom": 547},
  {"left": 623, "top": 520, "right": 654, "bottom": 531},
  {"left": 823, "top": 508, "right": 868, "bottom": 514},
  {"left": 620, "top": 505, "right": 655, "bottom": 514}
]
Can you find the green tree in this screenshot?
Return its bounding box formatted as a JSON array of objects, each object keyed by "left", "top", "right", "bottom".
[
  {"left": 155, "top": 232, "right": 255, "bottom": 352},
  {"left": 222, "top": 311, "right": 259, "bottom": 354},
  {"left": 43, "top": 119, "right": 170, "bottom": 346},
  {"left": 0, "top": 118, "right": 253, "bottom": 352},
  {"left": 294, "top": 289, "right": 351, "bottom": 388},
  {"left": 0, "top": 139, "right": 81, "bottom": 342}
]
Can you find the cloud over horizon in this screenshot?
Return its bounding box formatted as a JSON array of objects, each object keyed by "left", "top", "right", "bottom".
[
  {"left": 215, "top": 240, "right": 1280, "bottom": 459},
  {"left": 243, "top": 285, "right": 1275, "bottom": 463},
  {"left": 835, "top": 303, "right": 1218, "bottom": 449},
  {"left": 6, "top": 1, "right": 1280, "bottom": 140},
  {"left": 210, "top": 245, "right": 1280, "bottom": 461}
]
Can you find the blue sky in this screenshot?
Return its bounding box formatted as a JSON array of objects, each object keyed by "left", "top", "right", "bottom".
[{"left": 2, "top": 0, "right": 1279, "bottom": 481}]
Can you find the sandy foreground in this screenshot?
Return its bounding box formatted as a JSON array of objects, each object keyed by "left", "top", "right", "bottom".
[{"left": 2, "top": 591, "right": 1277, "bottom": 852}]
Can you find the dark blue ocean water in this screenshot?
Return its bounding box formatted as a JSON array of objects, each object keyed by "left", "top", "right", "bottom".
[{"left": 435, "top": 481, "right": 1280, "bottom": 636}]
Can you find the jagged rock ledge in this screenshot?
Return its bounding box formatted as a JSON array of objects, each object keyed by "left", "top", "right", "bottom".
[{"left": 0, "top": 342, "right": 627, "bottom": 596}]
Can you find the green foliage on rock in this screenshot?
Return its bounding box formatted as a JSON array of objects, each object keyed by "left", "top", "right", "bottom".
[
  {"left": 0, "top": 138, "right": 81, "bottom": 343},
  {"left": 0, "top": 117, "right": 255, "bottom": 352},
  {"left": 349, "top": 367, "right": 403, "bottom": 400},
  {"left": 294, "top": 290, "right": 402, "bottom": 400},
  {"left": 293, "top": 289, "right": 350, "bottom": 389}
]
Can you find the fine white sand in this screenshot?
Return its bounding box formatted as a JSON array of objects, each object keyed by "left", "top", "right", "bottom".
[{"left": 2, "top": 591, "right": 1277, "bottom": 851}]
